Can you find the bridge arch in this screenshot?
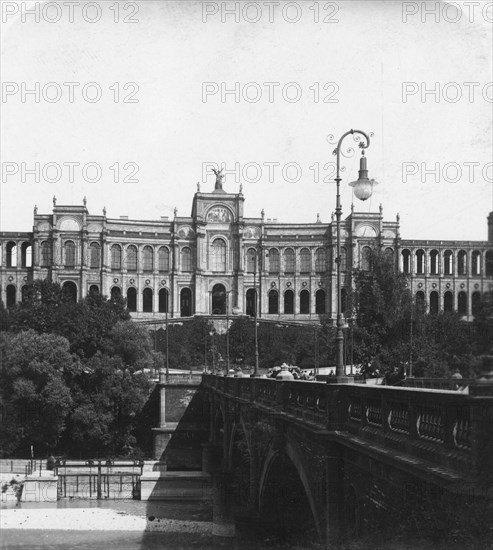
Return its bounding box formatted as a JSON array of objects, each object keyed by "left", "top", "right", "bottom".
[{"left": 258, "top": 438, "right": 321, "bottom": 543}]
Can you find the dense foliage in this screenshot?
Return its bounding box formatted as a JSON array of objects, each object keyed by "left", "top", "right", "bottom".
[
  {"left": 0, "top": 281, "right": 156, "bottom": 458},
  {"left": 348, "top": 248, "right": 491, "bottom": 378}
]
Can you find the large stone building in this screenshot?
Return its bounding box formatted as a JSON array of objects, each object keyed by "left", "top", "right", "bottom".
[{"left": 1, "top": 180, "right": 492, "bottom": 322}]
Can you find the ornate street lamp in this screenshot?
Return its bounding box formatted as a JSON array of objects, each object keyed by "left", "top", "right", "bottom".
[{"left": 332, "top": 130, "right": 376, "bottom": 382}]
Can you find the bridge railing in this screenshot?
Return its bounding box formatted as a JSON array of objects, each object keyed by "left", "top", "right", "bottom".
[{"left": 204, "top": 376, "right": 482, "bottom": 478}]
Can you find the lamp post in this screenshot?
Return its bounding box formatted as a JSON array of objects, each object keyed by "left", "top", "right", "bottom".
[
  {"left": 252, "top": 251, "right": 260, "bottom": 377},
  {"left": 332, "top": 129, "right": 376, "bottom": 382},
  {"left": 165, "top": 292, "right": 169, "bottom": 382}
]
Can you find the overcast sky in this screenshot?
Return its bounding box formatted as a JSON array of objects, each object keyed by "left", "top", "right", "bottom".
[{"left": 1, "top": 0, "right": 492, "bottom": 241}]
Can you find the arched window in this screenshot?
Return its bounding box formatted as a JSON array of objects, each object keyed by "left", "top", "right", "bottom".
[
  {"left": 89, "top": 243, "right": 100, "bottom": 269},
  {"left": 486, "top": 251, "right": 493, "bottom": 277},
  {"left": 415, "top": 291, "right": 425, "bottom": 313},
  {"left": 284, "top": 289, "right": 294, "bottom": 314},
  {"left": 268, "top": 290, "right": 279, "bottom": 314},
  {"left": 472, "top": 250, "right": 481, "bottom": 276},
  {"left": 64, "top": 241, "right": 76, "bottom": 268},
  {"left": 6, "top": 285, "right": 16, "bottom": 308},
  {"left": 127, "top": 287, "right": 137, "bottom": 312},
  {"left": 268, "top": 249, "right": 280, "bottom": 274},
  {"left": 444, "top": 291, "right": 454, "bottom": 312},
  {"left": 211, "top": 239, "right": 226, "bottom": 272},
  {"left": 89, "top": 285, "right": 99, "bottom": 295},
  {"left": 212, "top": 284, "right": 226, "bottom": 314},
  {"left": 300, "top": 289, "right": 310, "bottom": 314},
  {"left": 62, "top": 281, "right": 77, "bottom": 302},
  {"left": 401, "top": 249, "right": 411, "bottom": 274},
  {"left": 360, "top": 246, "right": 372, "bottom": 271},
  {"left": 430, "top": 250, "right": 439, "bottom": 275},
  {"left": 300, "top": 248, "right": 311, "bottom": 273},
  {"left": 416, "top": 249, "right": 425, "bottom": 274},
  {"left": 246, "top": 288, "right": 256, "bottom": 317},
  {"left": 40, "top": 241, "right": 52, "bottom": 267},
  {"left": 444, "top": 250, "right": 453, "bottom": 275},
  {"left": 6, "top": 242, "right": 17, "bottom": 268},
  {"left": 472, "top": 292, "right": 481, "bottom": 317},
  {"left": 430, "top": 291, "right": 439, "bottom": 315},
  {"left": 181, "top": 247, "right": 192, "bottom": 272},
  {"left": 284, "top": 248, "right": 295, "bottom": 274},
  {"left": 340, "top": 246, "right": 347, "bottom": 271},
  {"left": 458, "top": 291, "right": 467, "bottom": 316},
  {"left": 315, "top": 289, "right": 326, "bottom": 314},
  {"left": 143, "top": 288, "right": 153, "bottom": 312},
  {"left": 21, "top": 243, "right": 32, "bottom": 267},
  {"left": 143, "top": 246, "right": 154, "bottom": 272},
  {"left": 458, "top": 250, "right": 467, "bottom": 276},
  {"left": 385, "top": 247, "right": 394, "bottom": 264},
  {"left": 111, "top": 286, "right": 121, "bottom": 300},
  {"left": 111, "top": 245, "right": 122, "bottom": 271},
  {"left": 315, "top": 248, "right": 326, "bottom": 273},
  {"left": 126, "top": 245, "right": 137, "bottom": 272},
  {"left": 159, "top": 288, "right": 169, "bottom": 313},
  {"left": 246, "top": 248, "right": 257, "bottom": 273},
  {"left": 180, "top": 288, "right": 192, "bottom": 317},
  {"left": 158, "top": 247, "right": 170, "bottom": 272}
]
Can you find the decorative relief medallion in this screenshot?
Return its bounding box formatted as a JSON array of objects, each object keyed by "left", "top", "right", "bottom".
[
  {"left": 23, "top": 276, "right": 28, "bottom": 282},
  {"left": 355, "top": 224, "right": 378, "bottom": 238},
  {"left": 474, "top": 283, "right": 480, "bottom": 289},
  {"left": 446, "top": 283, "right": 451, "bottom": 289},
  {"left": 302, "top": 282, "right": 307, "bottom": 287},
  {"left": 270, "top": 282, "right": 276, "bottom": 288},
  {"left": 87, "top": 224, "right": 103, "bottom": 233},
  {"left": 287, "top": 282, "right": 292, "bottom": 287},
  {"left": 432, "top": 283, "right": 437, "bottom": 288},
  {"left": 318, "top": 282, "right": 323, "bottom": 287},
  {"left": 177, "top": 225, "right": 194, "bottom": 239},
  {"left": 8, "top": 276, "right": 14, "bottom": 282},
  {"left": 58, "top": 217, "right": 81, "bottom": 232},
  {"left": 460, "top": 283, "right": 465, "bottom": 289},
  {"left": 243, "top": 226, "right": 260, "bottom": 239},
  {"left": 161, "top": 280, "right": 166, "bottom": 286},
  {"left": 145, "top": 279, "right": 151, "bottom": 285},
  {"left": 418, "top": 283, "right": 423, "bottom": 288},
  {"left": 129, "top": 279, "right": 135, "bottom": 285},
  {"left": 113, "top": 278, "right": 119, "bottom": 284},
  {"left": 206, "top": 206, "right": 232, "bottom": 223}
]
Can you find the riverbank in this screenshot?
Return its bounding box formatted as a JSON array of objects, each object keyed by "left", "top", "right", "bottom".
[{"left": 0, "top": 507, "right": 212, "bottom": 533}]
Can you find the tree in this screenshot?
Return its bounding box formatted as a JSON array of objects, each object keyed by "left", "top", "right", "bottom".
[{"left": 0, "top": 330, "right": 78, "bottom": 455}]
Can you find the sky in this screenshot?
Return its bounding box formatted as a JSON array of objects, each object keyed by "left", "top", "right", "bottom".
[{"left": 0, "top": 0, "right": 492, "bottom": 241}]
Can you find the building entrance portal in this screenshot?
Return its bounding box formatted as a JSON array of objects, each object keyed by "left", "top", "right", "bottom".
[{"left": 211, "top": 283, "right": 226, "bottom": 315}]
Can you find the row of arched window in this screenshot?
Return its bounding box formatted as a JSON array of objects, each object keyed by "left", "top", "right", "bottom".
[
  {"left": 402, "top": 249, "right": 493, "bottom": 276},
  {"left": 1, "top": 242, "right": 33, "bottom": 268},
  {"left": 245, "top": 288, "right": 328, "bottom": 315},
  {"left": 246, "top": 247, "right": 333, "bottom": 274},
  {"left": 415, "top": 290, "right": 483, "bottom": 316}
]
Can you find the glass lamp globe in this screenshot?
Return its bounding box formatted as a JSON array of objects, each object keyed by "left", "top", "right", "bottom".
[{"left": 349, "top": 153, "right": 378, "bottom": 201}]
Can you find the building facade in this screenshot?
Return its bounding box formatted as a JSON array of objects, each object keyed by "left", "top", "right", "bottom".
[{"left": 1, "top": 182, "right": 492, "bottom": 322}]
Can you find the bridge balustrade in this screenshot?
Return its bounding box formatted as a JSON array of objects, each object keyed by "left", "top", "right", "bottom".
[{"left": 204, "top": 376, "right": 474, "bottom": 476}]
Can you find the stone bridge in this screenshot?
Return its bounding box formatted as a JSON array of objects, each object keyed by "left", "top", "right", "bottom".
[{"left": 150, "top": 372, "right": 493, "bottom": 546}]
